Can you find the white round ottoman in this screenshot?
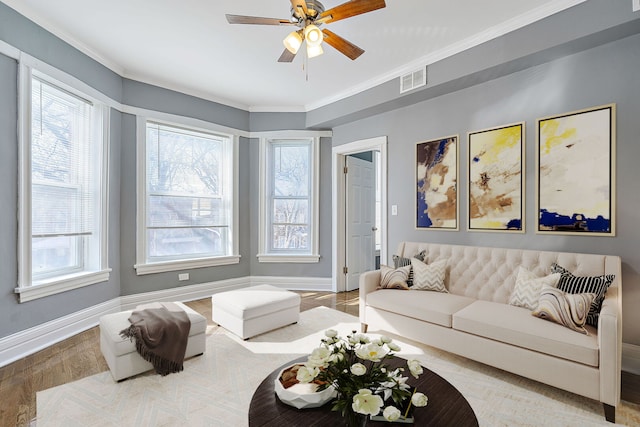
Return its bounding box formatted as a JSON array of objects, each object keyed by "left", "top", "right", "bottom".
[{"left": 211, "top": 284, "right": 301, "bottom": 339}]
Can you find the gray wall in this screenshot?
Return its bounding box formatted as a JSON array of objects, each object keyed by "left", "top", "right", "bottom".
[
  {"left": 0, "top": 53, "right": 19, "bottom": 336},
  {"left": 117, "top": 112, "right": 253, "bottom": 297},
  {"left": 331, "top": 33, "right": 640, "bottom": 345},
  {"left": 0, "top": 2, "right": 122, "bottom": 103},
  {"left": 248, "top": 137, "right": 334, "bottom": 278},
  {"left": 0, "top": 3, "right": 123, "bottom": 337},
  {"left": 0, "top": 3, "right": 333, "bottom": 338},
  {"left": 122, "top": 79, "right": 251, "bottom": 132},
  {"left": 1, "top": 0, "right": 640, "bottom": 352},
  {"left": 307, "top": 0, "right": 640, "bottom": 129}
]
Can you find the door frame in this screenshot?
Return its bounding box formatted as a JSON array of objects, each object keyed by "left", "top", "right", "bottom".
[{"left": 332, "top": 136, "right": 388, "bottom": 293}]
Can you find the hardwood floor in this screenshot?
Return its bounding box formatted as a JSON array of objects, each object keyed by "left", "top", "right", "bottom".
[
  {"left": 0, "top": 289, "right": 637, "bottom": 427},
  {"left": 0, "top": 290, "right": 359, "bottom": 427}
]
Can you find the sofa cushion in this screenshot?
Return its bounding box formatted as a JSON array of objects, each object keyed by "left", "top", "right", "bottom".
[
  {"left": 453, "top": 300, "right": 598, "bottom": 366},
  {"left": 366, "top": 289, "right": 475, "bottom": 327},
  {"left": 508, "top": 267, "right": 560, "bottom": 310},
  {"left": 531, "top": 286, "right": 595, "bottom": 335},
  {"left": 411, "top": 258, "right": 448, "bottom": 293}
]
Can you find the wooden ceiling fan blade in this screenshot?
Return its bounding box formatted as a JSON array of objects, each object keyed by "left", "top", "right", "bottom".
[
  {"left": 318, "top": 0, "right": 386, "bottom": 24},
  {"left": 278, "top": 48, "right": 297, "bottom": 63},
  {"left": 322, "top": 29, "right": 364, "bottom": 60},
  {"left": 226, "top": 14, "right": 294, "bottom": 25},
  {"left": 290, "top": 0, "right": 308, "bottom": 19}
]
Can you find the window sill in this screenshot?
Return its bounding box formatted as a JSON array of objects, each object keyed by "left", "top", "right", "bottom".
[
  {"left": 14, "top": 269, "right": 112, "bottom": 303},
  {"left": 134, "top": 255, "right": 241, "bottom": 275},
  {"left": 256, "top": 254, "right": 321, "bottom": 263}
]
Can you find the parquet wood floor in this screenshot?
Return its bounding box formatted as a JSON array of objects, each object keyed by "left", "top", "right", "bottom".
[{"left": 0, "top": 289, "right": 636, "bottom": 427}]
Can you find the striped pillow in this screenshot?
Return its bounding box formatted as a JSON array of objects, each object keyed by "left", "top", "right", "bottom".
[
  {"left": 393, "top": 255, "right": 413, "bottom": 285},
  {"left": 379, "top": 264, "right": 411, "bottom": 289},
  {"left": 551, "top": 263, "right": 615, "bottom": 327},
  {"left": 532, "top": 285, "right": 596, "bottom": 335},
  {"left": 392, "top": 250, "right": 426, "bottom": 287}
]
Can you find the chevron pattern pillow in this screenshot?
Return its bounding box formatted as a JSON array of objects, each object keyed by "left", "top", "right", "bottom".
[
  {"left": 551, "top": 263, "right": 615, "bottom": 327},
  {"left": 532, "top": 285, "right": 596, "bottom": 335},
  {"left": 379, "top": 264, "right": 411, "bottom": 289},
  {"left": 508, "top": 267, "right": 561, "bottom": 311},
  {"left": 410, "top": 258, "right": 448, "bottom": 292}
]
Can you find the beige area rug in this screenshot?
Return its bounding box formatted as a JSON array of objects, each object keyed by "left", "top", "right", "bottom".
[{"left": 37, "top": 307, "right": 640, "bottom": 426}]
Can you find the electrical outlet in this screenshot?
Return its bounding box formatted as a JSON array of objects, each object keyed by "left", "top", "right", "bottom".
[
  {"left": 178, "top": 273, "right": 189, "bottom": 281},
  {"left": 391, "top": 205, "right": 398, "bottom": 216}
]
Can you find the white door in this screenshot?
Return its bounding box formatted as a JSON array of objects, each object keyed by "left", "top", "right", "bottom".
[{"left": 345, "top": 155, "right": 375, "bottom": 291}]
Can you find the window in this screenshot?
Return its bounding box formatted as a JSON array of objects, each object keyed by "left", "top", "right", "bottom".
[
  {"left": 16, "top": 67, "right": 110, "bottom": 302},
  {"left": 258, "top": 137, "right": 319, "bottom": 263},
  {"left": 135, "top": 120, "right": 238, "bottom": 274}
]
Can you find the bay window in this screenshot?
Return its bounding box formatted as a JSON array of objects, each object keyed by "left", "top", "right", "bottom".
[
  {"left": 16, "top": 67, "right": 110, "bottom": 302},
  {"left": 258, "top": 137, "right": 319, "bottom": 263},
  {"left": 135, "top": 119, "right": 238, "bottom": 274}
]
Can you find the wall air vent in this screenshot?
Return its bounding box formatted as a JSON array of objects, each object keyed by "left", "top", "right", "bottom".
[{"left": 400, "top": 66, "right": 427, "bottom": 93}]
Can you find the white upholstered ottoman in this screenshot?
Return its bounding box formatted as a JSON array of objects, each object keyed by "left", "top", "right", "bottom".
[
  {"left": 99, "top": 301, "right": 207, "bottom": 381},
  {"left": 211, "top": 284, "right": 301, "bottom": 339}
]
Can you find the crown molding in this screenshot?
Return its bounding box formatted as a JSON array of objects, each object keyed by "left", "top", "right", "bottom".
[
  {"left": 121, "top": 71, "right": 255, "bottom": 112},
  {"left": 303, "top": 0, "right": 587, "bottom": 112},
  {"left": 1, "top": 0, "right": 125, "bottom": 75},
  {"left": 2, "top": 0, "right": 586, "bottom": 114}
]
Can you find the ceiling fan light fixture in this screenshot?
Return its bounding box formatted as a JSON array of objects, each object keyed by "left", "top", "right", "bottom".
[
  {"left": 306, "top": 43, "right": 324, "bottom": 58},
  {"left": 304, "top": 24, "right": 323, "bottom": 47},
  {"left": 283, "top": 30, "right": 303, "bottom": 54},
  {"left": 227, "top": 0, "right": 386, "bottom": 63}
]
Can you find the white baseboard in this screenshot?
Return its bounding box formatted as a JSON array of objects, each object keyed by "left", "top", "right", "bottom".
[
  {"left": 623, "top": 343, "right": 640, "bottom": 375},
  {"left": 249, "top": 275, "right": 333, "bottom": 291},
  {"left": 0, "top": 298, "right": 120, "bottom": 368},
  {"left": 119, "top": 276, "right": 251, "bottom": 310},
  {"left": 0, "top": 276, "right": 333, "bottom": 368}
]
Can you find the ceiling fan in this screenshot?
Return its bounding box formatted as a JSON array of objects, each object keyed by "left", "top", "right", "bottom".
[{"left": 226, "top": 0, "right": 386, "bottom": 62}]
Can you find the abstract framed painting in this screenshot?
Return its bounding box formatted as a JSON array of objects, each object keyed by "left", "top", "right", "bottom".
[
  {"left": 467, "top": 122, "right": 525, "bottom": 232},
  {"left": 416, "top": 135, "right": 458, "bottom": 230},
  {"left": 536, "top": 104, "right": 616, "bottom": 236}
]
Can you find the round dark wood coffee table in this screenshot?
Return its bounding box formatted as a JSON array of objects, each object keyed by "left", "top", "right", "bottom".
[{"left": 249, "top": 356, "right": 478, "bottom": 426}]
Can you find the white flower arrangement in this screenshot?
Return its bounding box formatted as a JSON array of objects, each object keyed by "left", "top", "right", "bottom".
[{"left": 296, "top": 329, "right": 428, "bottom": 424}]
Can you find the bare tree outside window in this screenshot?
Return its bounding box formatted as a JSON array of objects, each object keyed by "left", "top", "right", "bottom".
[
  {"left": 30, "top": 78, "right": 94, "bottom": 277},
  {"left": 270, "top": 142, "right": 311, "bottom": 251},
  {"left": 145, "top": 123, "right": 230, "bottom": 261}
]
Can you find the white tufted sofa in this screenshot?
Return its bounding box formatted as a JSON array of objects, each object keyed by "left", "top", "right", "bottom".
[{"left": 359, "top": 242, "right": 622, "bottom": 423}]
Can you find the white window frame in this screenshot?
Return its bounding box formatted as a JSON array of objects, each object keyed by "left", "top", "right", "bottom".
[
  {"left": 134, "top": 117, "right": 240, "bottom": 275},
  {"left": 15, "top": 63, "right": 111, "bottom": 302},
  {"left": 257, "top": 136, "right": 320, "bottom": 263}
]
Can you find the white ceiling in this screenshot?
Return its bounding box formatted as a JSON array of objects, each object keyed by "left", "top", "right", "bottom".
[{"left": 2, "top": 0, "right": 586, "bottom": 112}]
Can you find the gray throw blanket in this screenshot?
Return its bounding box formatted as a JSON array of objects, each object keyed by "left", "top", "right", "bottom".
[{"left": 120, "top": 302, "right": 191, "bottom": 376}]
